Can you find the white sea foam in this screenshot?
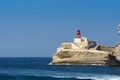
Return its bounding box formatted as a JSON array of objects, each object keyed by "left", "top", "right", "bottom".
[
  {"left": 76, "top": 77, "right": 97, "bottom": 80},
  {"left": 52, "top": 76, "right": 73, "bottom": 78},
  {"left": 48, "top": 62, "right": 52, "bottom": 65},
  {"left": 76, "top": 75, "right": 120, "bottom": 80},
  {"left": 45, "top": 75, "right": 120, "bottom": 80}
]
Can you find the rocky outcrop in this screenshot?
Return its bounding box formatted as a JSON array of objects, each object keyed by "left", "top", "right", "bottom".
[
  {"left": 51, "top": 24, "right": 120, "bottom": 66},
  {"left": 51, "top": 42, "right": 117, "bottom": 66},
  {"left": 51, "top": 38, "right": 120, "bottom": 66},
  {"left": 52, "top": 50, "right": 109, "bottom": 65}
]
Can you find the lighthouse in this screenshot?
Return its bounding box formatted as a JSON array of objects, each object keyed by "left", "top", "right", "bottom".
[
  {"left": 76, "top": 30, "right": 81, "bottom": 38},
  {"left": 74, "top": 29, "right": 89, "bottom": 48},
  {"left": 56, "top": 29, "right": 97, "bottom": 52}
]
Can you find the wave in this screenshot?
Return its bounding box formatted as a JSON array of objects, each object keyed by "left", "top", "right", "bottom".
[
  {"left": 0, "top": 74, "right": 93, "bottom": 80},
  {"left": 0, "top": 67, "right": 120, "bottom": 80},
  {"left": 0, "top": 73, "right": 120, "bottom": 80},
  {"left": 52, "top": 76, "right": 120, "bottom": 80},
  {"left": 76, "top": 76, "right": 120, "bottom": 80}
]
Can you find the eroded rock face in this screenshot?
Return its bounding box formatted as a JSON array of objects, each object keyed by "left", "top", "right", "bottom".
[
  {"left": 52, "top": 50, "right": 109, "bottom": 65},
  {"left": 51, "top": 42, "right": 120, "bottom": 66},
  {"left": 105, "top": 54, "right": 120, "bottom": 66}
]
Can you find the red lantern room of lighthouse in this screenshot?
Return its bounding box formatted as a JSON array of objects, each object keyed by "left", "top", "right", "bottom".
[{"left": 76, "top": 30, "right": 81, "bottom": 38}]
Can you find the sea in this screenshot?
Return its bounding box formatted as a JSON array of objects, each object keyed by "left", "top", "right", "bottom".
[{"left": 0, "top": 57, "right": 120, "bottom": 80}]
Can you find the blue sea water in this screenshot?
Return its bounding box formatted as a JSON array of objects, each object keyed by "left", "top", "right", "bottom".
[{"left": 0, "top": 57, "right": 120, "bottom": 80}]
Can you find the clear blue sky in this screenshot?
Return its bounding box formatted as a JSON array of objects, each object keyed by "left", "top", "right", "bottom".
[{"left": 0, "top": 0, "right": 120, "bottom": 57}]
